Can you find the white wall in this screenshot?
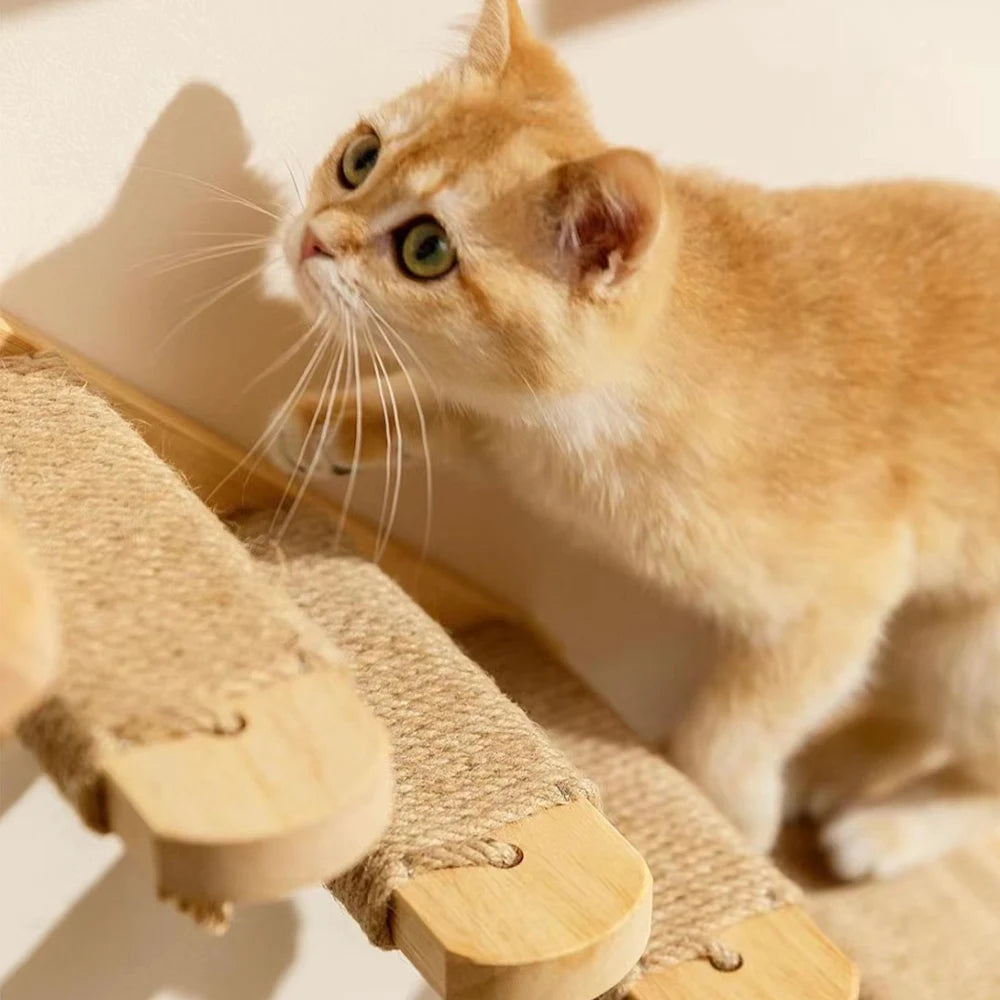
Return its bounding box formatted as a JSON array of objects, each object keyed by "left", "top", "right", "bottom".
[{"left": 3, "top": 1, "right": 1000, "bottom": 998}]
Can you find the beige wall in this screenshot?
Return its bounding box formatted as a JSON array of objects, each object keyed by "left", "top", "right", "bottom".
[{"left": 2, "top": 3, "right": 999, "bottom": 994}]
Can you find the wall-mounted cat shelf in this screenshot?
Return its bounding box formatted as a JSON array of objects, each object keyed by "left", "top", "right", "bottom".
[{"left": 0, "top": 311, "right": 857, "bottom": 1000}]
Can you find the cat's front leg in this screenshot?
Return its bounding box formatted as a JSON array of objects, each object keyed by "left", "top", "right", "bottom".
[
  {"left": 667, "top": 604, "right": 890, "bottom": 852},
  {"left": 271, "top": 373, "right": 438, "bottom": 479}
]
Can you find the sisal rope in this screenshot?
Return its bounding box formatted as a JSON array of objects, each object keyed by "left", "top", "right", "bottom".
[
  {"left": 780, "top": 827, "right": 1000, "bottom": 1000},
  {"left": 458, "top": 622, "right": 800, "bottom": 977},
  {"left": 0, "top": 358, "right": 350, "bottom": 830},
  {"left": 237, "top": 511, "right": 599, "bottom": 948}
]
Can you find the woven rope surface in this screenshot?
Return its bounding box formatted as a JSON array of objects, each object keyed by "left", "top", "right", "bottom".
[
  {"left": 0, "top": 359, "right": 348, "bottom": 829},
  {"left": 781, "top": 828, "right": 1000, "bottom": 1000},
  {"left": 459, "top": 622, "right": 799, "bottom": 976},
  {"left": 238, "top": 511, "right": 598, "bottom": 949}
]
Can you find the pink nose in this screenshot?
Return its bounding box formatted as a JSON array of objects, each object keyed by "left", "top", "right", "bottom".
[{"left": 300, "top": 226, "right": 331, "bottom": 262}]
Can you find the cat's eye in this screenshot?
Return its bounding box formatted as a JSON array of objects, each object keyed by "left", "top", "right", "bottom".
[
  {"left": 396, "top": 217, "right": 457, "bottom": 280},
  {"left": 339, "top": 132, "right": 380, "bottom": 189}
]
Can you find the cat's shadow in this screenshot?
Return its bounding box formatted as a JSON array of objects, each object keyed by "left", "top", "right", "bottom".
[
  {"left": 541, "top": 0, "right": 680, "bottom": 35},
  {"left": 0, "top": 81, "right": 307, "bottom": 447}
]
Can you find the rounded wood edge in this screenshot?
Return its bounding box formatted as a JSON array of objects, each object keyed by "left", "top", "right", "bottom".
[
  {"left": 392, "top": 800, "right": 653, "bottom": 1000},
  {"left": 630, "top": 905, "right": 859, "bottom": 1000},
  {"left": 104, "top": 670, "right": 394, "bottom": 904}
]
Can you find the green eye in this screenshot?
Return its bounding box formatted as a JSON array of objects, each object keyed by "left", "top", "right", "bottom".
[
  {"left": 397, "top": 217, "right": 457, "bottom": 280},
  {"left": 339, "top": 133, "right": 380, "bottom": 189}
]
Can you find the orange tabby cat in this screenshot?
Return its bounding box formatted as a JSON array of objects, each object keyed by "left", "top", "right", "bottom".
[{"left": 277, "top": 0, "right": 1000, "bottom": 876}]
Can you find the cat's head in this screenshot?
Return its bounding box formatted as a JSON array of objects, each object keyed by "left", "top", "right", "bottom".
[{"left": 288, "top": 0, "right": 667, "bottom": 419}]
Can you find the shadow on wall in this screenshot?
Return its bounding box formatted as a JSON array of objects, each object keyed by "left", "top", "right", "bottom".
[
  {"left": 542, "top": 0, "right": 677, "bottom": 35},
  {"left": 0, "top": 0, "right": 94, "bottom": 16},
  {"left": 0, "top": 81, "right": 307, "bottom": 447},
  {"left": 3, "top": 855, "right": 299, "bottom": 1000},
  {"left": 0, "top": 738, "right": 40, "bottom": 819}
]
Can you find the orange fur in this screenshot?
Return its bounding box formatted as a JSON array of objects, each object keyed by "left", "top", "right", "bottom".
[{"left": 278, "top": 0, "right": 1000, "bottom": 872}]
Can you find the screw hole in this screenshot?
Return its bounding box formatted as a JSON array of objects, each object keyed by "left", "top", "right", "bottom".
[
  {"left": 212, "top": 714, "right": 247, "bottom": 737},
  {"left": 707, "top": 946, "right": 744, "bottom": 973},
  {"left": 499, "top": 844, "right": 524, "bottom": 869}
]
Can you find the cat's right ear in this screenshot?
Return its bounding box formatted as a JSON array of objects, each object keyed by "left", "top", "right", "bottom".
[
  {"left": 467, "top": 0, "right": 531, "bottom": 78},
  {"left": 541, "top": 148, "right": 664, "bottom": 295}
]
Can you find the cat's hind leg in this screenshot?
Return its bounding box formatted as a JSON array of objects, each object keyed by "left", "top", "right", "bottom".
[
  {"left": 669, "top": 599, "right": 895, "bottom": 853},
  {"left": 822, "top": 766, "right": 1000, "bottom": 880},
  {"left": 820, "top": 595, "right": 1000, "bottom": 880},
  {"left": 784, "top": 707, "right": 949, "bottom": 823}
]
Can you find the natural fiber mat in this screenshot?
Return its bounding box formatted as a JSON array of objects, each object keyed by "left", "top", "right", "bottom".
[
  {"left": 780, "top": 826, "right": 1000, "bottom": 1000},
  {"left": 238, "top": 512, "right": 599, "bottom": 948},
  {"left": 458, "top": 622, "right": 800, "bottom": 977},
  {"left": 0, "top": 358, "right": 349, "bottom": 830}
]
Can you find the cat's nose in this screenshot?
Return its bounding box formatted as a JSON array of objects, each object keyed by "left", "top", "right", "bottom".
[{"left": 300, "top": 225, "right": 332, "bottom": 262}]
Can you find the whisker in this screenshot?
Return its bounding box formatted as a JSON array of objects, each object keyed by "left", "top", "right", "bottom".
[
  {"left": 131, "top": 236, "right": 274, "bottom": 273},
  {"left": 364, "top": 301, "right": 441, "bottom": 402},
  {"left": 176, "top": 256, "right": 282, "bottom": 307},
  {"left": 362, "top": 330, "right": 395, "bottom": 559},
  {"left": 156, "top": 260, "right": 275, "bottom": 354},
  {"left": 272, "top": 338, "right": 346, "bottom": 538},
  {"left": 370, "top": 333, "right": 405, "bottom": 564},
  {"left": 335, "top": 318, "right": 365, "bottom": 550},
  {"left": 205, "top": 313, "right": 330, "bottom": 506},
  {"left": 243, "top": 322, "right": 321, "bottom": 394},
  {"left": 368, "top": 312, "right": 434, "bottom": 562},
  {"left": 149, "top": 242, "right": 278, "bottom": 277},
  {"left": 137, "top": 165, "right": 283, "bottom": 221},
  {"left": 284, "top": 159, "right": 306, "bottom": 210},
  {"left": 179, "top": 230, "right": 275, "bottom": 239}
]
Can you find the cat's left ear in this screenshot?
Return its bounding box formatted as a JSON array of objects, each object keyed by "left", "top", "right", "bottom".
[
  {"left": 467, "top": 0, "right": 531, "bottom": 78},
  {"left": 542, "top": 148, "right": 664, "bottom": 293}
]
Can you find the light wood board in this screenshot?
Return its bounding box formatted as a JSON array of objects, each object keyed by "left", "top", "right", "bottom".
[
  {"left": 631, "top": 906, "right": 858, "bottom": 1000},
  {"left": 394, "top": 800, "right": 653, "bottom": 1000}
]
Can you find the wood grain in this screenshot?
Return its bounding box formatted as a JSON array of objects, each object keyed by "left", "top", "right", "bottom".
[
  {"left": 394, "top": 800, "right": 653, "bottom": 1000},
  {"left": 630, "top": 905, "right": 859, "bottom": 1000},
  {"left": 106, "top": 671, "right": 393, "bottom": 905}
]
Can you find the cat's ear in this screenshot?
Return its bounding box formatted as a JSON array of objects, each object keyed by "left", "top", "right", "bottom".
[
  {"left": 467, "top": 0, "right": 531, "bottom": 78},
  {"left": 544, "top": 148, "right": 663, "bottom": 292}
]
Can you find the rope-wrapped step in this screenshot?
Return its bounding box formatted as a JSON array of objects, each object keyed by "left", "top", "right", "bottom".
[
  {"left": 0, "top": 356, "right": 393, "bottom": 921},
  {"left": 238, "top": 511, "right": 654, "bottom": 1000},
  {"left": 246, "top": 511, "right": 855, "bottom": 1000}
]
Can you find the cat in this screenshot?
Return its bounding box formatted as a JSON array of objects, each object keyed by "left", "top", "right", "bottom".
[
  {"left": 0, "top": 491, "right": 58, "bottom": 731},
  {"left": 274, "top": 0, "right": 1000, "bottom": 878}
]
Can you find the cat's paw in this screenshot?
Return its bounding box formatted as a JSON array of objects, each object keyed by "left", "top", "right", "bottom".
[
  {"left": 821, "top": 773, "right": 1000, "bottom": 882},
  {"left": 269, "top": 383, "right": 389, "bottom": 480},
  {"left": 821, "top": 805, "right": 930, "bottom": 880},
  {"left": 784, "top": 718, "right": 948, "bottom": 822}
]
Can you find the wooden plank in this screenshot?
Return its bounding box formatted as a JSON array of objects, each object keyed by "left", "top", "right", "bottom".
[
  {"left": 394, "top": 800, "right": 653, "bottom": 1000},
  {"left": 106, "top": 671, "right": 393, "bottom": 908},
  {"left": 630, "top": 906, "right": 859, "bottom": 1000}
]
